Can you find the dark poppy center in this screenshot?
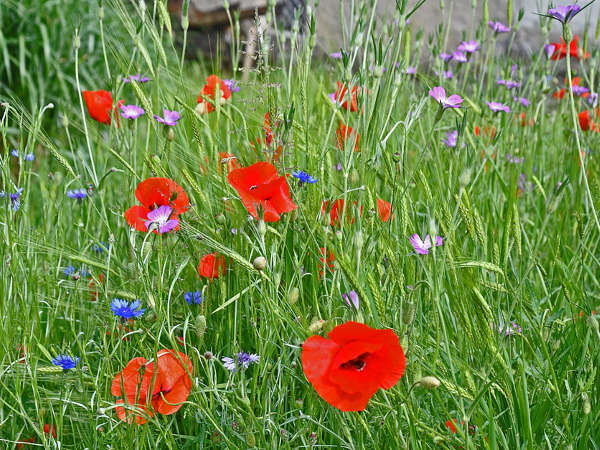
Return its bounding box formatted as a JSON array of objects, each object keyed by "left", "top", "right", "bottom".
[
  {"left": 340, "top": 353, "right": 369, "bottom": 372},
  {"left": 152, "top": 384, "right": 172, "bottom": 400}
]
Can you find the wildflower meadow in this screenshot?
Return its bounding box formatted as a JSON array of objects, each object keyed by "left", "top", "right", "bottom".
[{"left": 1, "top": 0, "right": 600, "bottom": 447}]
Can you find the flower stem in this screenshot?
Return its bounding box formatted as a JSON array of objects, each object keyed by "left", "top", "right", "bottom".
[{"left": 565, "top": 37, "right": 600, "bottom": 233}]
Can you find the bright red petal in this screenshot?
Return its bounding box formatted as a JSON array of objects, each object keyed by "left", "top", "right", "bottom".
[
  {"left": 125, "top": 205, "right": 150, "bottom": 232},
  {"left": 377, "top": 199, "right": 392, "bottom": 222},
  {"left": 134, "top": 177, "right": 189, "bottom": 213},
  {"left": 83, "top": 90, "right": 113, "bottom": 125}
]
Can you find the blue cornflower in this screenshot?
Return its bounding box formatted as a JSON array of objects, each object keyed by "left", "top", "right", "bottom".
[
  {"left": 11, "top": 149, "right": 19, "bottom": 157},
  {"left": 51, "top": 354, "right": 80, "bottom": 371},
  {"left": 222, "top": 352, "right": 260, "bottom": 372},
  {"left": 184, "top": 291, "right": 203, "bottom": 305},
  {"left": 66, "top": 189, "right": 87, "bottom": 200},
  {"left": 93, "top": 242, "right": 109, "bottom": 254},
  {"left": 63, "top": 265, "right": 76, "bottom": 276},
  {"left": 25, "top": 153, "right": 34, "bottom": 161},
  {"left": 80, "top": 267, "right": 90, "bottom": 277},
  {"left": 110, "top": 298, "right": 146, "bottom": 320},
  {"left": 291, "top": 171, "right": 317, "bottom": 184},
  {"left": 1, "top": 188, "right": 23, "bottom": 211}
]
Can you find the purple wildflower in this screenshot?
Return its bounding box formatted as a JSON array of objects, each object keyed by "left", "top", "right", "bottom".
[
  {"left": 429, "top": 86, "right": 463, "bottom": 109},
  {"left": 223, "top": 79, "right": 240, "bottom": 93},
  {"left": 544, "top": 43, "right": 556, "bottom": 59},
  {"left": 514, "top": 96, "right": 531, "bottom": 107},
  {"left": 506, "top": 154, "right": 524, "bottom": 164},
  {"left": 548, "top": 4, "right": 582, "bottom": 24},
  {"left": 497, "top": 79, "right": 521, "bottom": 89},
  {"left": 11, "top": 149, "right": 18, "bottom": 157},
  {"left": 439, "top": 53, "right": 453, "bottom": 62},
  {"left": 457, "top": 40, "right": 480, "bottom": 53},
  {"left": 144, "top": 205, "right": 179, "bottom": 234},
  {"left": 330, "top": 52, "right": 343, "bottom": 59},
  {"left": 487, "top": 101, "right": 510, "bottom": 113},
  {"left": 409, "top": 234, "right": 443, "bottom": 255},
  {"left": 25, "top": 153, "right": 34, "bottom": 161},
  {"left": 442, "top": 130, "right": 458, "bottom": 148},
  {"left": 488, "top": 21, "right": 510, "bottom": 33},
  {"left": 342, "top": 290, "right": 359, "bottom": 311},
  {"left": 154, "top": 109, "right": 180, "bottom": 126},
  {"left": 222, "top": 352, "right": 260, "bottom": 372},
  {"left": 452, "top": 51, "right": 468, "bottom": 63},
  {"left": 120, "top": 104, "right": 145, "bottom": 119},
  {"left": 589, "top": 92, "right": 599, "bottom": 108},
  {"left": 123, "top": 73, "right": 150, "bottom": 83},
  {"left": 110, "top": 298, "right": 146, "bottom": 320},
  {"left": 572, "top": 85, "right": 589, "bottom": 96},
  {"left": 405, "top": 66, "right": 416, "bottom": 75}
]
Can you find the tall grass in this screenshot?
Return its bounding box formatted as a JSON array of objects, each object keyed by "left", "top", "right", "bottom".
[{"left": 0, "top": 0, "right": 599, "bottom": 448}]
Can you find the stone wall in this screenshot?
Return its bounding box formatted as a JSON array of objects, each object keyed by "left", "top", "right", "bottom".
[{"left": 314, "top": 0, "right": 600, "bottom": 56}]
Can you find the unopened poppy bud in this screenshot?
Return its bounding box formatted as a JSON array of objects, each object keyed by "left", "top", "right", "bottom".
[
  {"left": 195, "top": 102, "right": 208, "bottom": 115},
  {"left": 295, "top": 398, "right": 304, "bottom": 408},
  {"left": 459, "top": 168, "right": 472, "bottom": 187},
  {"left": 195, "top": 314, "right": 207, "bottom": 338},
  {"left": 309, "top": 319, "right": 326, "bottom": 333},
  {"left": 273, "top": 272, "right": 281, "bottom": 287},
  {"left": 61, "top": 114, "right": 69, "bottom": 128},
  {"left": 402, "top": 302, "right": 416, "bottom": 325},
  {"left": 288, "top": 287, "right": 299, "bottom": 304},
  {"left": 582, "top": 392, "right": 591, "bottom": 414},
  {"left": 418, "top": 376, "right": 441, "bottom": 389},
  {"left": 215, "top": 213, "right": 226, "bottom": 224},
  {"left": 257, "top": 219, "right": 267, "bottom": 237},
  {"left": 253, "top": 256, "right": 267, "bottom": 271},
  {"left": 74, "top": 34, "right": 80, "bottom": 49},
  {"left": 167, "top": 128, "right": 175, "bottom": 141},
  {"left": 563, "top": 24, "right": 573, "bottom": 44}
]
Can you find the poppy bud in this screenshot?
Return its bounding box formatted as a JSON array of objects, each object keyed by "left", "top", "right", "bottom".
[
  {"left": 583, "top": 393, "right": 591, "bottom": 414},
  {"left": 195, "top": 102, "right": 208, "bottom": 115},
  {"left": 257, "top": 219, "right": 267, "bottom": 237},
  {"left": 309, "top": 319, "right": 326, "bottom": 333},
  {"left": 288, "top": 287, "right": 299, "bottom": 304},
  {"left": 215, "top": 213, "right": 226, "bottom": 224},
  {"left": 253, "top": 256, "right": 267, "bottom": 271},
  {"left": 402, "top": 302, "right": 416, "bottom": 325},
  {"left": 196, "top": 315, "right": 207, "bottom": 338},
  {"left": 167, "top": 128, "right": 175, "bottom": 141},
  {"left": 418, "top": 376, "right": 441, "bottom": 389}
]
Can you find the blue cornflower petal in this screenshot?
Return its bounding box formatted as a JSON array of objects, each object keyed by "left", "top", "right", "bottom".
[
  {"left": 110, "top": 298, "right": 146, "bottom": 320},
  {"left": 291, "top": 171, "right": 318, "bottom": 184},
  {"left": 51, "top": 354, "right": 80, "bottom": 371}
]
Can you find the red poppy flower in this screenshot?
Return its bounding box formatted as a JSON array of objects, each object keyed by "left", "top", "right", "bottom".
[
  {"left": 196, "top": 75, "right": 232, "bottom": 114},
  {"left": 318, "top": 247, "right": 335, "bottom": 278},
  {"left": 336, "top": 123, "right": 360, "bottom": 152},
  {"left": 518, "top": 112, "right": 534, "bottom": 127},
  {"left": 445, "top": 418, "right": 457, "bottom": 434},
  {"left": 43, "top": 424, "right": 56, "bottom": 438},
  {"left": 227, "top": 162, "right": 297, "bottom": 222},
  {"left": 89, "top": 273, "right": 104, "bottom": 301},
  {"left": 83, "top": 90, "right": 123, "bottom": 125},
  {"left": 124, "top": 177, "right": 189, "bottom": 233},
  {"left": 17, "top": 437, "right": 36, "bottom": 449},
  {"left": 218, "top": 152, "right": 241, "bottom": 175},
  {"left": 251, "top": 113, "right": 283, "bottom": 162},
  {"left": 302, "top": 321, "right": 405, "bottom": 411},
  {"left": 554, "top": 76, "right": 590, "bottom": 100},
  {"left": 111, "top": 349, "right": 192, "bottom": 424},
  {"left": 322, "top": 199, "right": 362, "bottom": 227},
  {"left": 376, "top": 199, "right": 392, "bottom": 222},
  {"left": 548, "top": 35, "right": 589, "bottom": 61},
  {"left": 334, "top": 82, "right": 359, "bottom": 112},
  {"left": 474, "top": 124, "right": 496, "bottom": 140},
  {"left": 197, "top": 253, "right": 227, "bottom": 279},
  {"left": 579, "top": 110, "right": 595, "bottom": 131}
]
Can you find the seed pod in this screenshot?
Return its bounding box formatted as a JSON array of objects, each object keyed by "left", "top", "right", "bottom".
[
  {"left": 195, "top": 315, "right": 207, "bottom": 339},
  {"left": 253, "top": 256, "right": 267, "bottom": 271},
  {"left": 418, "top": 376, "right": 441, "bottom": 389}
]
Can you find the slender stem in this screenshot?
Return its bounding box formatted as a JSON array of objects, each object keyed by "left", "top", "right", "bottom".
[{"left": 566, "top": 37, "right": 600, "bottom": 233}]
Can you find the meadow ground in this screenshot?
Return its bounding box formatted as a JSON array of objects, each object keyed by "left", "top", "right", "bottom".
[{"left": 1, "top": 0, "right": 600, "bottom": 448}]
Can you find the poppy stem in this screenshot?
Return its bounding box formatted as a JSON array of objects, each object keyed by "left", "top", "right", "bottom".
[{"left": 565, "top": 35, "right": 600, "bottom": 234}]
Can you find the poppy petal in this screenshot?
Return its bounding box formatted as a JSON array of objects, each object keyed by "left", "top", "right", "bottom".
[
  {"left": 124, "top": 205, "right": 150, "bottom": 232},
  {"left": 134, "top": 177, "right": 190, "bottom": 214}
]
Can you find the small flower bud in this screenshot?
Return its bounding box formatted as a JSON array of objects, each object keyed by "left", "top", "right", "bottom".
[
  {"left": 288, "top": 287, "right": 299, "bottom": 304},
  {"left": 309, "top": 319, "right": 326, "bottom": 333},
  {"left": 204, "top": 351, "right": 213, "bottom": 359},
  {"left": 418, "top": 376, "right": 441, "bottom": 389},
  {"left": 253, "top": 256, "right": 267, "bottom": 271},
  {"left": 335, "top": 230, "right": 343, "bottom": 241},
  {"left": 167, "top": 128, "right": 175, "bottom": 141},
  {"left": 257, "top": 220, "right": 267, "bottom": 237},
  {"left": 215, "top": 213, "right": 226, "bottom": 224},
  {"left": 402, "top": 302, "right": 416, "bottom": 325},
  {"left": 195, "top": 315, "right": 207, "bottom": 338}
]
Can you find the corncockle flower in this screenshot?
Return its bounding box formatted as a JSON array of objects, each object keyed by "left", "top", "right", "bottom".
[
  {"left": 457, "top": 40, "right": 480, "bottom": 53},
  {"left": 488, "top": 21, "right": 510, "bottom": 33},
  {"left": 514, "top": 96, "right": 530, "bottom": 106},
  {"left": 342, "top": 290, "right": 359, "bottom": 311},
  {"left": 429, "top": 86, "right": 463, "bottom": 109},
  {"left": 25, "top": 153, "right": 34, "bottom": 161},
  {"left": 497, "top": 79, "right": 520, "bottom": 89},
  {"left": 441, "top": 70, "right": 454, "bottom": 79},
  {"left": 120, "top": 104, "right": 145, "bottom": 119},
  {"left": 222, "top": 352, "right": 260, "bottom": 372},
  {"left": 507, "top": 154, "right": 524, "bottom": 164},
  {"left": 330, "top": 52, "right": 343, "bottom": 59},
  {"left": 572, "top": 85, "right": 589, "bottom": 96},
  {"left": 51, "top": 354, "right": 79, "bottom": 371},
  {"left": 544, "top": 43, "right": 556, "bottom": 59},
  {"left": 11, "top": 149, "right": 18, "bottom": 157},
  {"left": 439, "top": 53, "right": 452, "bottom": 62},
  {"left": 588, "top": 92, "right": 599, "bottom": 108},
  {"left": 409, "top": 234, "right": 443, "bottom": 255},
  {"left": 442, "top": 130, "right": 458, "bottom": 148},
  {"left": 154, "top": 109, "right": 180, "bottom": 126},
  {"left": 487, "top": 101, "right": 510, "bottom": 113},
  {"left": 67, "top": 189, "right": 87, "bottom": 200},
  {"left": 123, "top": 73, "right": 150, "bottom": 83},
  {"left": 110, "top": 298, "right": 146, "bottom": 320},
  {"left": 452, "top": 51, "right": 467, "bottom": 63},
  {"left": 223, "top": 79, "right": 240, "bottom": 93},
  {"left": 144, "top": 205, "right": 179, "bottom": 234},
  {"left": 335, "top": 162, "right": 343, "bottom": 171},
  {"left": 328, "top": 92, "right": 337, "bottom": 103},
  {"left": 405, "top": 66, "right": 416, "bottom": 75},
  {"left": 511, "top": 64, "right": 518, "bottom": 76},
  {"left": 184, "top": 291, "right": 203, "bottom": 305},
  {"left": 548, "top": 4, "right": 582, "bottom": 24},
  {"left": 491, "top": 320, "right": 522, "bottom": 337},
  {"left": 291, "top": 171, "right": 317, "bottom": 184}
]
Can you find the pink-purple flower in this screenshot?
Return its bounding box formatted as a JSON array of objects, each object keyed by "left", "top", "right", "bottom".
[
  {"left": 572, "top": 85, "right": 589, "bottom": 96},
  {"left": 223, "top": 79, "right": 240, "bottom": 93},
  {"left": 548, "top": 4, "right": 582, "bottom": 24},
  {"left": 123, "top": 73, "right": 150, "bottom": 83},
  {"left": 144, "top": 205, "right": 179, "bottom": 234},
  {"left": 120, "top": 104, "right": 145, "bottom": 119},
  {"left": 452, "top": 51, "right": 468, "bottom": 63},
  {"left": 154, "top": 109, "right": 180, "bottom": 126},
  {"left": 514, "top": 96, "right": 530, "bottom": 107},
  {"left": 488, "top": 21, "right": 510, "bottom": 33},
  {"left": 342, "top": 290, "right": 359, "bottom": 311},
  {"left": 457, "top": 40, "right": 480, "bottom": 53},
  {"left": 410, "top": 234, "right": 443, "bottom": 255},
  {"left": 497, "top": 79, "right": 521, "bottom": 89},
  {"left": 439, "top": 53, "right": 452, "bottom": 62},
  {"left": 487, "top": 101, "right": 510, "bottom": 113},
  {"left": 442, "top": 130, "right": 458, "bottom": 148},
  {"left": 429, "top": 86, "right": 463, "bottom": 109}
]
